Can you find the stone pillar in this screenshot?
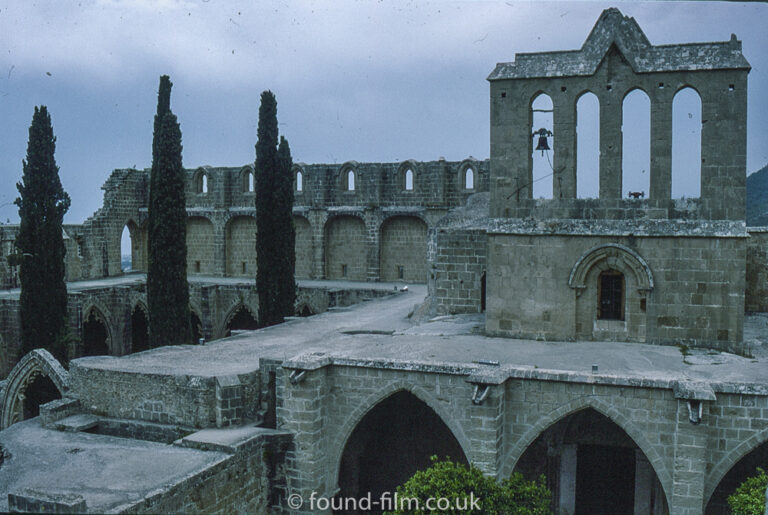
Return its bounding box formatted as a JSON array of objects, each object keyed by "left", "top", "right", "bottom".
[
  {"left": 670, "top": 393, "right": 711, "bottom": 514},
  {"left": 558, "top": 444, "right": 577, "bottom": 515},
  {"left": 598, "top": 91, "right": 622, "bottom": 199},
  {"left": 213, "top": 217, "right": 226, "bottom": 277},
  {"left": 650, "top": 91, "right": 673, "bottom": 200},
  {"left": 365, "top": 210, "right": 381, "bottom": 282},
  {"left": 634, "top": 450, "right": 653, "bottom": 515},
  {"left": 279, "top": 357, "right": 331, "bottom": 515},
  {"left": 553, "top": 95, "right": 576, "bottom": 199},
  {"left": 310, "top": 210, "right": 327, "bottom": 279},
  {"left": 465, "top": 373, "right": 505, "bottom": 477}
]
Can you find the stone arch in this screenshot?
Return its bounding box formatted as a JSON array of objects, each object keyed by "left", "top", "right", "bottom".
[
  {"left": 82, "top": 303, "right": 113, "bottom": 356},
  {"left": 379, "top": 215, "right": 428, "bottom": 283},
  {"left": 192, "top": 167, "right": 211, "bottom": 194},
  {"left": 130, "top": 301, "right": 150, "bottom": 353},
  {"left": 704, "top": 425, "right": 768, "bottom": 507},
  {"left": 500, "top": 394, "right": 672, "bottom": 506},
  {"left": 225, "top": 215, "right": 257, "bottom": 277},
  {"left": 0, "top": 349, "right": 69, "bottom": 429},
  {"left": 397, "top": 160, "right": 419, "bottom": 192},
  {"left": 120, "top": 218, "right": 146, "bottom": 272},
  {"left": 324, "top": 215, "right": 367, "bottom": 280},
  {"left": 622, "top": 87, "right": 651, "bottom": 198},
  {"left": 216, "top": 300, "right": 259, "bottom": 339},
  {"left": 329, "top": 379, "right": 471, "bottom": 495},
  {"left": 293, "top": 164, "right": 306, "bottom": 194},
  {"left": 293, "top": 214, "right": 313, "bottom": 279},
  {"left": 458, "top": 158, "right": 479, "bottom": 191},
  {"left": 530, "top": 91, "right": 554, "bottom": 199},
  {"left": 240, "top": 165, "right": 254, "bottom": 193},
  {"left": 576, "top": 91, "right": 600, "bottom": 199},
  {"left": 339, "top": 161, "right": 359, "bottom": 192},
  {"left": 568, "top": 243, "right": 653, "bottom": 296}
]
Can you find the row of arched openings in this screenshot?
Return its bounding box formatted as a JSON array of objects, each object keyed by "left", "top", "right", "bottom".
[
  {"left": 191, "top": 169, "right": 255, "bottom": 194},
  {"left": 532, "top": 88, "right": 702, "bottom": 199},
  {"left": 336, "top": 390, "right": 766, "bottom": 515},
  {"left": 297, "top": 167, "right": 476, "bottom": 193}
]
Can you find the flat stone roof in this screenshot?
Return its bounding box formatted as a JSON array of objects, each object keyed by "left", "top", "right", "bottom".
[
  {"left": 76, "top": 284, "right": 768, "bottom": 394},
  {"left": 0, "top": 418, "right": 228, "bottom": 513}
]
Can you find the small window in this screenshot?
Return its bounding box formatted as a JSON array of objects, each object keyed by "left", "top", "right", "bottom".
[
  {"left": 341, "top": 264, "right": 348, "bottom": 277},
  {"left": 464, "top": 167, "right": 474, "bottom": 189},
  {"left": 195, "top": 261, "right": 201, "bottom": 273},
  {"left": 296, "top": 171, "right": 303, "bottom": 192},
  {"left": 405, "top": 169, "right": 413, "bottom": 191},
  {"left": 200, "top": 174, "right": 208, "bottom": 194},
  {"left": 397, "top": 266, "right": 404, "bottom": 280},
  {"left": 347, "top": 171, "right": 355, "bottom": 191},
  {"left": 245, "top": 172, "right": 254, "bottom": 192},
  {"left": 77, "top": 241, "right": 84, "bottom": 259},
  {"left": 241, "top": 262, "right": 246, "bottom": 274},
  {"left": 598, "top": 270, "right": 624, "bottom": 320}
]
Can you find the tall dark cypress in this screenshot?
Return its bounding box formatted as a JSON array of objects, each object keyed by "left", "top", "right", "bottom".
[
  {"left": 147, "top": 76, "right": 191, "bottom": 346},
  {"left": 255, "top": 91, "right": 295, "bottom": 326},
  {"left": 15, "top": 106, "right": 71, "bottom": 363}
]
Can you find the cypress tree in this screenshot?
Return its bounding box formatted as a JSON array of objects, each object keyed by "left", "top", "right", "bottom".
[
  {"left": 147, "top": 76, "right": 191, "bottom": 346},
  {"left": 255, "top": 91, "right": 295, "bottom": 326},
  {"left": 14, "top": 106, "right": 71, "bottom": 363}
]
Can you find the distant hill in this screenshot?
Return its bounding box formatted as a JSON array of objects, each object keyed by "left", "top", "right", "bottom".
[{"left": 747, "top": 163, "right": 768, "bottom": 226}]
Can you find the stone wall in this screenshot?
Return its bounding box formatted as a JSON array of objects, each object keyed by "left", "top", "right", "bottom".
[
  {"left": 746, "top": 228, "right": 768, "bottom": 312},
  {"left": 379, "top": 216, "right": 428, "bottom": 283},
  {"left": 486, "top": 230, "right": 746, "bottom": 351}
]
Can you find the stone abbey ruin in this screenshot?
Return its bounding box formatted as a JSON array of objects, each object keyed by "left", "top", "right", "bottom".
[{"left": 0, "top": 8, "right": 767, "bottom": 514}]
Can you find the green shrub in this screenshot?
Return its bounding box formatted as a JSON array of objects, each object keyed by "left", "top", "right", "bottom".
[
  {"left": 728, "top": 467, "right": 768, "bottom": 515},
  {"left": 385, "top": 456, "right": 552, "bottom": 515}
]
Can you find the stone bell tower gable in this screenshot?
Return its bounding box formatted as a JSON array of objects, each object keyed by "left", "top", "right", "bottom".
[{"left": 484, "top": 8, "right": 751, "bottom": 351}]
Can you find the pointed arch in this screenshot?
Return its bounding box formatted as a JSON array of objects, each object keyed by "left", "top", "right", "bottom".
[
  {"left": 499, "top": 395, "right": 671, "bottom": 507},
  {"left": 0, "top": 349, "right": 69, "bottom": 429},
  {"left": 705, "top": 425, "right": 768, "bottom": 507},
  {"left": 329, "top": 379, "right": 470, "bottom": 495},
  {"left": 576, "top": 91, "right": 600, "bottom": 198},
  {"left": 240, "top": 165, "right": 255, "bottom": 193}
]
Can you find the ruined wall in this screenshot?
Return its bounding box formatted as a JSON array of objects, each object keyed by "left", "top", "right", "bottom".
[{"left": 379, "top": 216, "right": 428, "bottom": 283}]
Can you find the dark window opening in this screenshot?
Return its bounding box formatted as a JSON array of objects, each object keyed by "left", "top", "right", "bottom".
[
  {"left": 480, "top": 271, "right": 487, "bottom": 312},
  {"left": 561, "top": 86, "right": 567, "bottom": 92},
  {"left": 728, "top": 84, "right": 735, "bottom": 91},
  {"left": 341, "top": 264, "right": 348, "bottom": 277},
  {"left": 195, "top": 261, "right": 201, "bottom": 273},
  {"left": 225, "top": 306, "right": 259, "bottom": 337},
  {"left": 22, "top": 374, "right": 61, "bottom": 420},
  {"left": 598, "top": 270, "right": 624, "bottom": 320},
  {"left": 83, "top": 312, "right": 109, "bottom": 356},
  {"left": 241, "top": 261, "right": 247, "bottom": 274},
  {"left": 501, "top": 92, "right": 506, "bottom": 98},
  {"left": 190, "top": 312, "right": 203, "bottom": 343},
  {"left": 397, "top": 266, "right": 404, "bottom": 280},
  {"left": 131, "top": 306, "right": 149, "bottom": 353}
]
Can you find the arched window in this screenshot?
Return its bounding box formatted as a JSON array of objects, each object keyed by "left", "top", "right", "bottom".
[
  {"left": 201, "top": 174, "right": 208, "bottom": 193},
  {"left": 672, "top": 87, "right": 702, "bottom": 199},
  {"left": 404, "top": 169, "right": 414, "bottom": 191},
  {"left": 347, "top": 170, "right": 355, "bottom": 191},
  {"left": 242, "top": 171, "right": 254, "bottom": 193},
  {"left": 464, "top": 167, "right": 474, "bottom": 190},
  {"left": 576, "top": 92, "right": 600, "bottom": 198},
  {"left": 598, "top": 270, "right": 624, "bottom": 320},
  {"left": 622, "top": 89, "right": 651, "bottom": 198},
  {"left": 120, "top": 224, "right": 132, "bottom": 272},
  {"left": 296, "top": 171, "right": 303, "bottom": 192},
  {"left": 530, "top": 93, "right": 554, "bottom": 199}
]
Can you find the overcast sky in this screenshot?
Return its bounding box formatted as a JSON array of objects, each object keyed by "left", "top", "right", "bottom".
[{"left": 1, "top": 0, "right": 766, "bottom": 223}]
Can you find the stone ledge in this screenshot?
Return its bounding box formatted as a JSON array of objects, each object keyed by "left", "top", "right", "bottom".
[
  {"left": 488, "top": 218, "right": 748, "bottom": 238},
  {"left": 8, "top": 489, "right": 86, "bottom": 514}
]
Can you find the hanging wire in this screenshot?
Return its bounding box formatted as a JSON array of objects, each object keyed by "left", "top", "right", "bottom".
[{"left": 506, "top": 145, "right": 565, "bottom": 200}]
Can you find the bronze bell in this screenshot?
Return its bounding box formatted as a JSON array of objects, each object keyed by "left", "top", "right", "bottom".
[{"left": 533, "top": 128, "right": 552, "bottom": 152}]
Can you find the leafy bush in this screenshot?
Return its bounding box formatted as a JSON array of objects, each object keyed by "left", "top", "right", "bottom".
[
  {"left": 728, "top": 467, "right": 768, "bottom": 515},
  {"left": 385, "top": 456, "right": 551, "bottom": 515}
]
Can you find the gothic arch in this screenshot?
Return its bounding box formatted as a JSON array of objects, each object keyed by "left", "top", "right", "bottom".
[
  {"left": 81, "top": 302, "right": 114, "bottom": 356},
  {"left": 458, "top": 158, "right": 480, "bottom": 190},
  {"left": 239, "top": 165, "right": 255, "bottom": 193},
  {"left": 216, "top": 299, "right": 259, "bottom": 339},
  {"left": 568, "top": 243, "right": 653, "bottom": 296},
  {"left": 704, "top": 425, "right": 768, "bottom": 506},
  {"left": 339, "top": 161, "right": 359, "bottom": 192},
  {"left": 499, "top": 394, "right": 672, "bottom": 505},
  {"left": 293, "top": 164, "right": 307, "bottom": 194},
  {"left": 328, "top": 379, "right": 471, "bottom": 494},
  {"left": 0, "top": 349, "right": 69, "bottom": 429}
]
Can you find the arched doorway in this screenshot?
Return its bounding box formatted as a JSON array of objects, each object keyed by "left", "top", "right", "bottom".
[
  {"left": 706, "top": 440, "right": 768, "bottom": 514},
  {"left": 82, "top": 310, "right": 109, "bottom": 356},
  {"left": 131, "top": 305, "right": 149, "bottom": 353},
  {"left": 337, "top": 391, "right": 467, "bottom": 512},
  {"left": 225, "top": 305, "right": 259, "bottom": 337},
  {"left": 514, "top": 408, "right": 668, "bottom": 514}
]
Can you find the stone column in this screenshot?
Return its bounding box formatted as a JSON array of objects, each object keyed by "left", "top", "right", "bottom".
[
  {"left": 558, "top": 444, "right": 577, "bottom": 514},
  {"left": 553, "top": 94, "right": 576, "bottom": 199},
  {"left": 598, "top": 91, "right": 622, "bottom": 199},
  {"left": 279, "top": 358, "right": 331, "bottom": 515},
  {"left": 310, "top": 210, "right": 327, "bottom": 279},
  {"left": 465, "top": 373, "right": 505, "bottom": 477},
  {"left": 650, "top": 90, "right": 673, "bottom": 200},
  {"left": 670, "top": 389, "right": 712, "bottom": 515}
]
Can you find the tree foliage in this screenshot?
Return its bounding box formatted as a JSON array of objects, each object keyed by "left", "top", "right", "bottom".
[
  {"left": 385, "top": 457, "right": 552, "bottom": 515},
  {"left": 147, "top": 75, "right": 191, "bottom": 347},
  {"left": 728, "top": 467, "right": 768, "bottom": 515},
  {"left": 14, "top": 106, "right": 71, "bottom": 363},
  {"left": 255, "top": 91, "right": 295, "bottom": 326}
]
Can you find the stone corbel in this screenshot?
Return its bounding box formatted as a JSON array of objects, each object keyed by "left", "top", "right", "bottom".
[{"left": 673, "top": 381, "right": 716, "bottom": 425}]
